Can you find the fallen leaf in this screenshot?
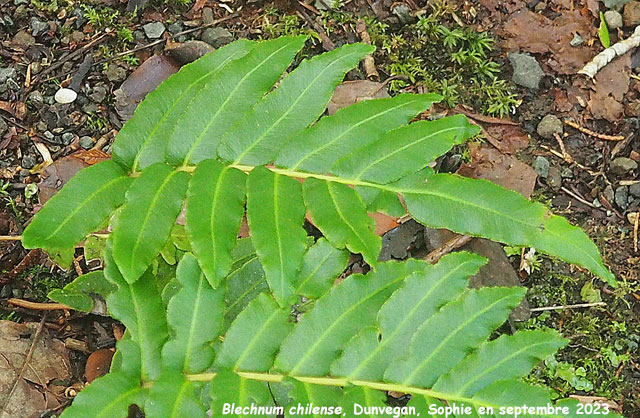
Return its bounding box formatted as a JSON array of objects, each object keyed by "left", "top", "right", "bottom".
[
  {"left": 37, "top": 155, "right": 88, "bottom": 204},
  {"left": 0, "top": 321, "right": 70, "bottom": 418},
  {"left": 327, "top": 80, "right": 390, "bottom": 115},
  {"left": 84, "top": 349, "right": 114, "bottom": 383},
  {"left": 588, "top": 54, "right": 630, "bottom": 122}
]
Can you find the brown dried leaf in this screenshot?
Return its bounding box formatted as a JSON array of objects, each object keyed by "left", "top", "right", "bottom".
[
  {"left": 588, "top": 54, "right": 631, "bottom": 122},
  {"left": 327, "top": 80, "right": 390, "bottom": 115}
]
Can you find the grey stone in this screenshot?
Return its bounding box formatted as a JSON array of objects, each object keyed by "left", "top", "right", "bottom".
[
  {"left": 508, "top": 52, "right": 545, "bottom": 90},
  {"left": 201, "top": 27, "right": 234, "bottom": 48},
  {"left": 604, "top": 185, "right": 615, "bottom": 203},
  {"left": 392, "top": 4, "right": 413, "bottom": 24},
  {"left": 143, "top": 22, "right": 166, "bottom": 39},
  {"left": 605, "top": 0, "right": 632, "bottom": 8},
  {"left": 13, "top": 0, "right": 27, "bottom": 5},
  {"left": 89, "top": 85, "right": 107, "bottom": 103},
  {"left": 561, "top": 167, "right": 574, "bottom": 178},
  {"left": 30, "top": 17, "right": 48, "bottom": 37},
  {"left": 615, "top": 186, "right": 629, "bottom": 210},
  {"left": 105, "top": 64, "right": 127, "bottom": 83},
  {"left": 12, "top": 30, "right": 35, "bottom": 47},
  {"left": 547, "top": 166, "right": 562, "bottom": 191},
  {"left": 44, "top": 131, "right": 54, "bottom": 140},
  {"left": 167, "top": 22, "right": 183, "bottom": 35},
  {"left": 62, "top": 132, "right": 74, "bottom": 145},
  {"left": 0, "top": 285, "right": 11, "bottom": 298},
  {"left": 624, "top": 1, "right": 640, "bottom": 26},
  {"left": 202, "top": 7, "right": 215, "bottom": 25},
  {"left": 610, "top": 157, "right": 638, "bottom": 175},
  {"left": 536, "top": 114, "right": 563, "bottom": 139},
  {"left": 21, "top": 154, "right": 36, "bottom": 169},
  {"left": 79, "top": 136, "right": 94, "bottom": 149},
  {"left": 0, "top": 67, "right": 17, "bottom": 84},
  {"left": 533, "top": 156, "right": 550, "bottom": 178},
  {"left": 605, "top": 10, "right": 624, "bottom": 29},
  {"left": 570, "top": 33, "right": 584, "bottom": 47},
  {"left": 630, "top": 182, "right": 640, "bottom": 197},
  {"left": 71, "top": 31, "right": 85, "bottom": 43},
  {"left": 0, "top": 117, "right": 7, "bottom": 136}
]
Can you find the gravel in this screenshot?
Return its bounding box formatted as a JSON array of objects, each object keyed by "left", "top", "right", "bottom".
[
  {"left": 536, "top": 114, "right": 563, "bottom": 139},
  {"left": 533, "top": 156, "right": 550, "bottom": 178},
  {"left": 508, "top": 52, "right": 545, "bottom": 90},
  {"left": 609, "top": 157, "right": 638, "bottom": 175},
  {"left": 615, "top": 186, "right": 629, "bottom": 210},
  {"left": 106, "top": 64, "right": 127, "bottom": 83},
  {"left": 201, "top": 27, "right": 233, "bottom": 48},
  {"left": 143, "top": 22, "right": 166, "bottom": 39},
  {"left": 604, "top": 10, "right": 624, "bottom": 29}
]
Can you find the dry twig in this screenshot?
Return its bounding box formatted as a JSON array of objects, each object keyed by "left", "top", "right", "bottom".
[
  {"left": 563, "top": 119, "right": 625, "bottom": 141},
  {"left": 356, "top": 19, "right": 379, "bottom": 81},
  {"left": 8, "top": 299, "right": 72, "bottom": 311},
  {"left": 424, "top": 234, "right": 473, "bottom": 264},
  {"left": 530, "top": 302, "right": 606, "bottom": 312},
  {"left": 553, "top": 132, "right": 573, "bottom": 163}
]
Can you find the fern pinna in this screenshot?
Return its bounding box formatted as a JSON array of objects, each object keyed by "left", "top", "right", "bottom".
[{"left": 22, "top": 36, "right": 617, "bottom": 417}]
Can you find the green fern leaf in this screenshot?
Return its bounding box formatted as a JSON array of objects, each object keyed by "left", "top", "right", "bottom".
[
  {"left": 341, "top": 387, "right": 387, "bottom": 418},
  {"left": 209, "top": 370, "right": 273, "bottom": 416},
  {"left": 167, "top": 36, "right": 306, "bottom": 166},
  {"left": 162, "top": 254, "right": 223, "bottom": 373},
  {"left": 385, "top": 286, "right": 526, "bottom": 387},
  {"left": 186, "top": 160, "right": 246, "bottom": 287},
  {"left": 247, "top": 166, "right": 307, "bottom": 306},
  {"left": 294, "top": 238, "right": 349, "bottom": 298},
  {"left": 303, "top": 179, "right": 380, "bottom": 266},
  {"left": 112, "top": 40, "right": 254, "bottom": 171},
  {"left": 48, "top": 270, "right": 115, "bottom": 312},
  {"left": 218, "top": 43, "right": 374, "bottom": 165},
  {"left": 22, "top": 160, "right": 131, "bottom": 254},
  {"left": 285, "top": 378, "right": 343, "bottom": 418},
  {"left": 112, "top": 164, "right": 189, "bottom": 283},
  {"left": 275, "top": 93, "right": 440, "bottom": 173},
  {"left": 216, "top": 293, "right": 292, "bottom": 371},
  {"left": 145, "top": 371, "right": 205, "bottom": 418}
]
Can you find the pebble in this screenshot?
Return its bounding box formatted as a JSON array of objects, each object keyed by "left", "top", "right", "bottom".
[
  {"left": 62, "top": 132, "right": 75, "bottom": 145},
  {"left": 21, "top": 154, "right": 36, "bottom": 169},
  {"left": 0, "top": 67, "right": 17, "bottom": 84},
  {"left": 30, "top": 17, "right": 48, "bottom": 37},
  {"left": 536, "top": 114, "right": 563, "bottom": 139},
  {"left": 533, "top": 156, "right": 550, "bottom": 178},
  {"left": 570, "top": 33, "right": 584, "bottom": 47},
  {"left": 547, "top": 166, "right": 562, "bottom": 191},
  {"left": 71, "top": 31, "right": 85, "bottom": 43},
  {"left": 609, "top": 157, "right": 638, "bottom": 175},
  {"left": 615, "top": 186, "right": 629, "bottom": 210},
  {"left": 28, "top": 91, "right": 44, "bottom": 105},
  {"left": 561, "top": 167, "right": 574, "bottom": 178},
  {"left": 106, "top": 64, "right": 127, "bottom": 83},
  {"left": 624, "top": 1, "right": 640, "bottom": 26},
  {"left": 0, "top": 285, "right": 10, "bottom": 299},
  {"left": 143, "top": 22, "right": 166, "bottom": 39},
  {"left": 167, "top": 22, "right": 183, "bottom": 35},
  {"left": 0, "top": 117, "right": 7, "bottom": 136},
  {"left": 508, "top": 52, "right": 545, "bottom": 90},
  {"left": 392, "top": 3, "right": 413, "bottom": 24},
  {"left": 54, "top": 87, "right": 78, "bottom": 104},
  {"left": 44, "top": 130, "right": 54, "bottom": 140},
  {"left": 202, "top": 7, "right": 215, "bottom": 25},
  {"left": 201, "top": 27, "right": 233, "bottom": 48},
  {"left": 604, "top": 10, "right": 624, "bottom": 29},
  {"left": 89, "top": 85, "right": 107, "bottom": 103},
  {"left": 604, "top": 185, "right": 615, "bottom": 204},
  {"left": 12, "top": 30, "right": 35, "bottom": 47},
  {"left": 79, "top": 136, "right": 94, "bottom": 149}
]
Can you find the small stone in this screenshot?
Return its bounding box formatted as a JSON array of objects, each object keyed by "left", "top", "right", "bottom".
[
  {"left": 615, "top": 186, "right": 629, "bottom": 210},
  {"left": 201, "top": 27, "right": 234, "bottom": 48},
  {"left": 546, "top": 166, "right": 562, "bottom": 191},
  {"left": 0, "top": 285, "right": 11, "bottom": 298},
  {"left": 0, "top": 67, "right": 17, "bottom": 84},
  {"left": 392, "top": 3, "right": 413, "bottom": 24},
  {"left": 71, "top": 30, "right": 85, "bottom": 43},
  {"left": 630, "top": 182, "right": 640, "bottom": 197},
  {"left": 11, "top": 288, "right": 22, "bottom": 298},
  {"left": 106, "top": 64, "right": 127, "bottom": 83},
  {"left": 28, "top": 90, "right": 44, "bottom": 105},
  {"left": 89, "top": 85, "right": 107, "bottom": 103},
  {"left": 561, "top": 167, "right": 574, "bottom": 178},
  {"left": 202, "top": 7, "right": 215, "bottom": 25},
  {"left": 44, "top": 131, "right": 54, "bottom": 140},
  {"left": 54, "top": 87, "right": 78, "bottom": 104},
  {"left": 508, "top": 52, "right": 545, "bottom": 90},
  {"left": 36, "top": 121, "right": 47, "bottom": 131},
  {"left": 167, "top": 22, "right": 183, "bottom": 35},
  {"left": 143, "top": 21, "right": 166, "bottom": 39},
  {"left": 12, "top": 30, "right": 35, "bottom": 47},
  {"left": 62, "top": 132, "right": 74, "bottom": 145},
  {"left": 30, "top": 17, "right": 48, "bottom": 37},
  {"left": 21, "top": 154, "right": 36, "bottom": 169},
  {"left": 536, "top": 114, "right": 563, "bottom": 139},
  {"left": 0, "top": 117, "right": 7, "bottom": 136},
  {"left": 533, "top": 156, "right": 550, "bottom": 178},
  {"left": 605, "top": 10, "right": 624, "bottom": 29},
  {"left": 603, "top": 185, "right": 615, "bottom": 203},
  {"left": 534, "top": 1, "right": 547, "bottom": 12},
  {"left": 570, "top": 33, "right": 584, "bottom": 47},
  {"left": 79, "top": 136, "right": 94, "bottom": 149},
  {"left": 610, "top": 157, "right": 638, "bottom": 175},
  {"left": 624, "top": 1, "right": 640, "bottom": 26}
]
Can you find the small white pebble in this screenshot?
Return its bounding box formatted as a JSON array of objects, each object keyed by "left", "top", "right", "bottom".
[{"left": 54, "top": 88, "right": 77, "bottom": 104}]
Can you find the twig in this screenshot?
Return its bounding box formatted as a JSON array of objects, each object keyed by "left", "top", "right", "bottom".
[
  {"left": 0, "top": 112, "right": 55, "bottom": 144},
  {"left": 561, "top": 186, "right": 597, "bottom": 209},
  {"left": 553, "top": 132, "right": 573, "bottom": 163},
  {"left": 633, "top": 212, "right": 639, "bottom": 253},
  {"left": 0, "top": 232, "right": 109, "bottom": 242},
  {"left": 530, "top": 302, "right": 606, "bottom": 312},
  {"left": 538, "top": 144, "right": 601, "bottom": 176},
  {"left": 563, "top": 119, "right": 625, "bottom": 141},
  {"left": 0, "top": 314, "right": 47, "bottom": 415},
  {"left": 356, "top": 19, "right": 379, "bottom": 81},
  {"left": 424, "top": 234, "right": 473, "bottom": 264},
  {"left": 7, "top": 299, "right": 72, "bottom": 311},
  {"left": 294, "top": 4, "right": 335, "bottom": 51}
]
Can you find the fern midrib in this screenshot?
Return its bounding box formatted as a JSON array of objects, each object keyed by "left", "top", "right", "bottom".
[
  {"left": 286, "top": 273, "right": 404, "bottom": 375},
  {"left": 346, "top": 262, "right": 467, "bottom": 379},
  {"left": 99, "top": 386, "right": 141, "bottom": 418},
  {"left": 288, "top": 99, "right": 420, "bottom": 170},
  {"left": 130, "top": 52, "right": 242, "bottom": 173},
  {"left": 354, "top": 126, "right": 464, "bottom": 181},
  {"left": 208, "top": 167, "right": 228, "bottom": 278},
  {"left": 295, "top": 247, "right": 335, "bottom": 293},
  {"left": 180, "top": 42, "right": 294, "bottom": 166},
  {"left": 224, "top": 257, "right": 264, "bottom": 315},
  {"left": 232, "top": 49, "right": 366, "bottom": 165},
  {"left": 232, "top": 306, "right": 283, "bottom": 370},
  {"left": 170, "top": 382, "right": 191, "bottom": 418},
  {"left": 185, "top": 371, "right": 570, "bottom": 418},
  {"left": 402, "top": 293, "right": 515, "bottom": 385},
  {"left": 182, "top": 272, "right": 207, "bottom": 372},
  {"left": 273, "top": 174, "right": 288, "bottom": 299}
]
